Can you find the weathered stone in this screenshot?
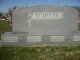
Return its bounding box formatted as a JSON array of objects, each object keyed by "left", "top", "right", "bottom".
[
  {"left": 1, "top": 5, "right": 80, "bottom": 46},
  {"left": 12, "top": 5, "right": 78, "bottom": 35}
]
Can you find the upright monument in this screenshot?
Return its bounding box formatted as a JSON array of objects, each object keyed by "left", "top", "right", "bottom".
[{"left": 1, "top": 5, "right": 80, "bottom": 45}]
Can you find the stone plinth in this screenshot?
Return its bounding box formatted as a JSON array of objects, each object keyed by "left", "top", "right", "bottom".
[{"left": 1, "top": 32, "right": 80, "bottom": 46}]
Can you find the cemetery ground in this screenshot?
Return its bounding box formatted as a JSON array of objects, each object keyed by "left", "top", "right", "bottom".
[
  {"left": 0, "top": 46, "right": 80, "bottom": 60},
  {"left": 0, "top": 20, "right": 80, "bottom": 60}
]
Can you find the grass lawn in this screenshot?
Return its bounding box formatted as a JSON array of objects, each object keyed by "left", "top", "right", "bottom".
[
  {"left": 0, "top": 20, "right": 12, "bottom": 40},
  {"left": 0, "top": 46, "right": 80, "bottom": 60}
]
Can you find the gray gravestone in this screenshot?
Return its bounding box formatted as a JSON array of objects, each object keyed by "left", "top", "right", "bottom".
[
  {"left": 12, "top": 5, "right": 78, "bottom": 35},
  {"left": 1, "top": 5, "right": 80, "bottom": 46}
]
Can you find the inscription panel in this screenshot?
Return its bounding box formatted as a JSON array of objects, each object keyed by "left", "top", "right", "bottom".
[
  {"left": 27, "top": 36, "right": 41, "bottom": 42},
  {"left": 50, "top": 36, "right": 64, "bottom": 42},
  {"left": 3, "top": 37, "right": 18, "bottom": 42},
  {"left": 30, "top": 12, "right": 63, "bottom": 20},
  {"left": 73, "top": 36, "right": 80, "bottom": 41}
]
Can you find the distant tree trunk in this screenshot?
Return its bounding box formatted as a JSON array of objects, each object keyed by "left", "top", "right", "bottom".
[{"left": 0, "top": 13, "right": 2, "bottom": 16}]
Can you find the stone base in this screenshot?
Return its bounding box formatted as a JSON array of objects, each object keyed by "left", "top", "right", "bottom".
[{"left": 1, "top": 32, "right": 80, "bottom": 46}]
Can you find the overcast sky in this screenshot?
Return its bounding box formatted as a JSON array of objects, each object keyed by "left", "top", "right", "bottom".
[{"left": 0, "top": 0, "right": 80, "bottom": 12}]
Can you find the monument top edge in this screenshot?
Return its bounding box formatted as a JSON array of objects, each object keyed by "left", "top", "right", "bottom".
[{"left": 14, "top": 5, "right": 78, "bottom": 12}]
